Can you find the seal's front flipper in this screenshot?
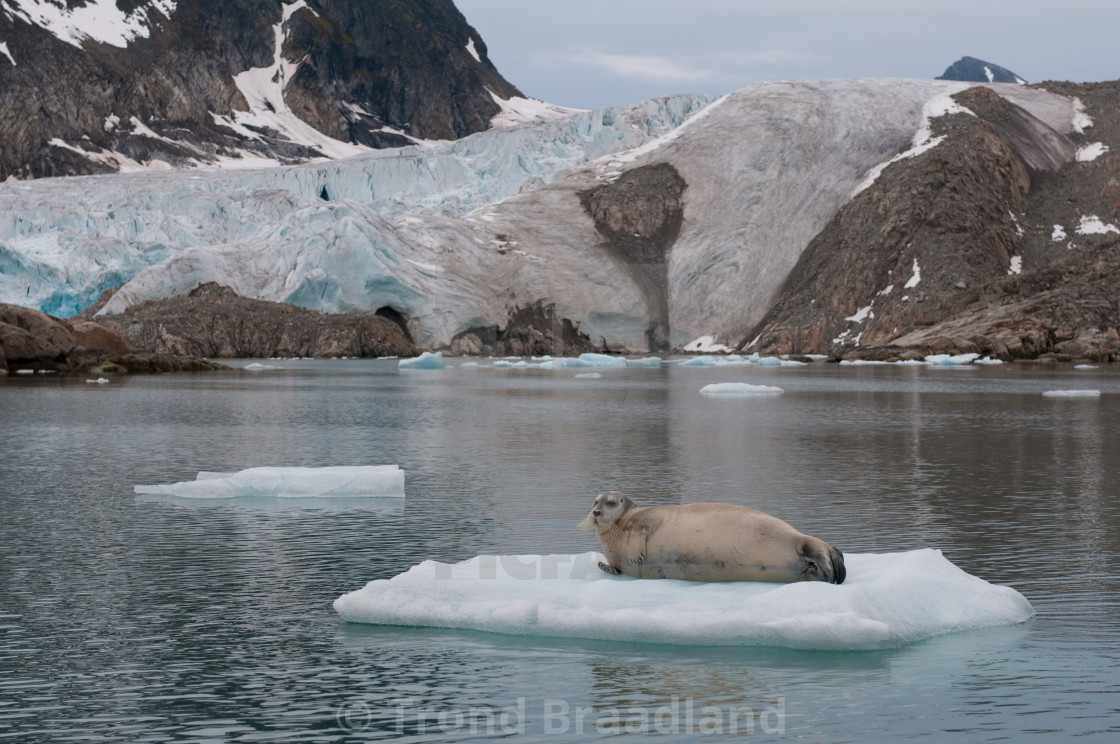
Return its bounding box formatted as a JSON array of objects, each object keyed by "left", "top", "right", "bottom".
[{"left": 597, "top": 561, "right": 622, "bottom": 575}]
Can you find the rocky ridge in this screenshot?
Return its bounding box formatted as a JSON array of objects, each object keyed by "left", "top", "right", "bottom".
[
  {"left": 0, "top": 0, "right": 523, "bottom": 179},
  {"left": 0, "top": 302, "right": 224, "bottom": 375},
  {"left": 744, "top": 81, "right": 1120, "bottom": 362},
  {"left": 83, "top": 282, "right": 419, "bottom": 359}
]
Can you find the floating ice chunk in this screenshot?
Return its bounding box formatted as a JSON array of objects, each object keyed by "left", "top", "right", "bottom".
[
  {"left": 699, "top": 383, "right": 784, "bottom": 396},
  {"left": 399, "top": 352, "right": 446, "bottom": 370},
  {"left": 683, "top": 335, "right": 732, "bottom": 353},
  {"left": 838, "top": 359, "right": 890, "bottom": 366},
  {"left": 85, "top": 377, "right": 110, "bottom": 384},
  {"left": 333, "top": 549, "right": 1033, "bottom": 650},
  {"left": 973, "top": 357, "right": 1004, "bottom": 365},
  {"left": 1075, "top": 215, "right": 1120, "bottom": 235},
  {"left": 459, "top": 361, "right": 480, "bottom": 368},
  {"left": 1076, "top": 142, "right": 1109, "bottom": 162},
  {"left": 626, "top": 357, "right": 662, "bottom": 368},
  {"left": 1042, "top": 389, "right": 1101, "bottom": 398},
  {"left": 242, "top": 362, "right": 278, "bottom": 371},
  {"left": 135, "top": 465, "right": 405, "bottom": 498},
  {"left": 924, "top": 353, "right": 980, "bottom": 366},
  {"left": 576, "top": 353, "right": 629, "bottom": 368},
  {"left": 1074, "top": 364, "right": 1098, "bottom": 370},
  {"left": 755, "top": 356, "right": 783, "bottom": 367},
  {"left": 681, "top": 355, "right": 753, "bottom": 367},
  {"left": 574, "top": 372, "right": 602, "bottom": 379}
]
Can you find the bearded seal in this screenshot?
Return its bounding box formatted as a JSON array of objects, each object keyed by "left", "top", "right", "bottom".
[{"left": 578, "top": 492, "right": 845, "bottom": 584}]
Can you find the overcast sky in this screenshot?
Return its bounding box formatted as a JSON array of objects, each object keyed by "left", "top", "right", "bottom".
[{"left": 456, "top": 0, "right": 1118, "bottom": 110}]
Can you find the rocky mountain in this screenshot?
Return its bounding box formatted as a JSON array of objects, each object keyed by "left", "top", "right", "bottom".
[
  {"left": 937, "top": 56, "right": 1027, "bottom": 85},
  {"left": 0, "top": 0, "right": 526, "bottom": 179},
  {"left": 744, "top": 81, "right": 1120, "bottom": 362}
]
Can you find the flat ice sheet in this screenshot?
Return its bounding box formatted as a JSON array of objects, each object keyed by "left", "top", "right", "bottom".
[
  {"left": 135, "top": 465, "right": 405, "bottom": 499},
  {"left": 699, "top": 383, "right": 784, "bottom": 396},
  {"left": 334, "top": 549, "right": 1033, "bottom": 650}
]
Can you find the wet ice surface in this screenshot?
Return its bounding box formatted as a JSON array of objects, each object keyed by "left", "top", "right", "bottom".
[
  {"left": 2, "top": 359, "right": 1119, "bottom": 742},
  {"left": 335, "top": 549, "right": 1034, "bottom": 650}
]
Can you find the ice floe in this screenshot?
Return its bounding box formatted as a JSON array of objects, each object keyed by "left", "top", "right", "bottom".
[
  {"left": 333, "top": 549, "right": 1034, "bottom": 650},
  {"left": 1042, "top": 389, "right": 1101, "bottom": 398},
  {"left": 399, "top": 351, "right": 447, "bottom": 370},
  {"left": 699, "top": 383, "right": 784, "bottom": 396},
  {"left": 135, "top": 465, "right": 405, "bottom": 498}
]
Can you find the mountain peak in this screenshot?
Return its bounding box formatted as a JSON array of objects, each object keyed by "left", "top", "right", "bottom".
[{"left": 936, "top": 56, "right": 1027, "bottom": 85}]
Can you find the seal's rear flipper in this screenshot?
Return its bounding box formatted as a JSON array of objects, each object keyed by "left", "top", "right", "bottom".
[{"left": 800, "top": 540, "right": 846, "bottom": 584}]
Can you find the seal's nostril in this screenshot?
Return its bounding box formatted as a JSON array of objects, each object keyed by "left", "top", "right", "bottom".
[{"left": 593, "top": 509, "right": 602, "bottom": 517}]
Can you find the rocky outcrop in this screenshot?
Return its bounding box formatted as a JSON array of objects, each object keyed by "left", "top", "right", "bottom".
[
  {"left": 87, "top": 282, "right": 418, "bottom": 358},
  {"left": 837, "top": 238, "right": 1120, "bottom": 362},
  {"left": 937, "top": 56, "right": 1026, "bottom": 84},
  {"left": 579, "top": 163, "right": 687, "bottom": 352},
  {"left": 0, "top": 303, "right": 223, "bottom": 374},
  {"left": 0, "top": 0, "right": 522, "bottom": 179},
  {"left": 744, "top": 81, "right": 1120, "bottom": 361},
  {"left": 449, "top": 301, "right": 595, "bottom": 357}
]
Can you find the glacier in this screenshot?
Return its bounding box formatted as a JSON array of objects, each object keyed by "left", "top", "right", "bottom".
[
  {"left": 134, "top": 465, "right": 405, "bottom": 498},
  {"left": 333, "top": 549, "right": 1034, "bottom": 650},
  {"left": 0, "top": 79, "right": 1082, "bottom": 351}
]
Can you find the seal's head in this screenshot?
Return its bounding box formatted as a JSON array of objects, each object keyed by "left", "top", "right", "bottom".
[{"left": 578, "top": 491, "right": 635, "bottom": 534}]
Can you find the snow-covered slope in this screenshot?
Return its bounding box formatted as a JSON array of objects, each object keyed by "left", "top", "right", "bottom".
[{"left": 0, "top": 79, "right": 1082, "bottom": 351}]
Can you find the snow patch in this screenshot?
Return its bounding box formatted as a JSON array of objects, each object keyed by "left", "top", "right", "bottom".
[
  {"left": 1076, "top": 142, "right": 1109, "bottom": 162},
  {"left": 465, "top": 37, "right": 480, "bottom": 63},
  {"left": 1071, "top": 98, "right": 1093, "bottom": 133},
  {"left": 333, "top": 549, "right": 1034, "bottom": 650},
  {"left": 487, "top": 91, "right": 583, "bottom": 128},
  {"left": 1052, "top": 224, "right": 1067, "bottom": 242},
  {"left": 0, "top": 41, "right": 15, "bottom": 66},
  {"left": 1076, "top": 215, "right": 1120, "bottom": 235},
  {"left": 1008, "top": 255, "right": 1022, "bottom": 275},
  {"left": 984, "top": 66, "right": 994, "bottom": 83},
  {"left": 903, "top": 258, "right": 921, "bottom": 289},
  {"left": 220, "top": 0, "right": 367, "bottom": 161},
  {"left": 853, "top": 88, "right": 973, "bottom": 196},
  {"left": 3, "top": 0, "right": 177, "bottom": 49},
  {"left": 845, "top": 304, "right": 874, "bottom": 323},
  {"left": 135, "top": 465, "right": 405, "bottom": 498}
]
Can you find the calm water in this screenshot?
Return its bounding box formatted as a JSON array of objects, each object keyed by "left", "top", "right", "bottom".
[{"left": 1, "top": 359, "right": 1118, "bottom": 742}]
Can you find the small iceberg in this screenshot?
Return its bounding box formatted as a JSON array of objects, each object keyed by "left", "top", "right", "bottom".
[
  {"left": 85, "top": 378, "right": 110, "bottom": 384},
  {"left": 574, "top": 372, "right": 602, "bottom": 379},
  {"left": 1042, "top": 389, "right": 1101, "bottom": 398},
  {"left": 242, "top": 362, "right": 279, "bottom": 371},
  {"left": 699, "top": 383, "right": 784, "bottom": 396},
  {"left": 399, "top": 352, "right": 446, "bottom": 370},
  {"left": 333, "top": 549, "right": 1034, "bottom": 650},
  {"left": 135, "top": 465, "right": 405, "bottom": 499},
  {"left": 924, "top": 353, "right": 980, "bottom": 366}
]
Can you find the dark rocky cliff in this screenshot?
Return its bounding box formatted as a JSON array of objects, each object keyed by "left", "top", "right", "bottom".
[{"left": 0, "top": 0, "right": 523, "bottom": 179}]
